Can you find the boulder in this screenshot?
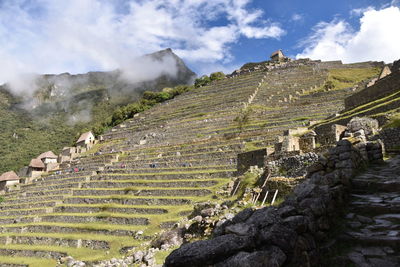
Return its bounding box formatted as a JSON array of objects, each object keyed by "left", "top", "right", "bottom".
[
  {"left": 165, "top": 234, "right": 256, "bottom": 267},
  {"left": 215, "top": 246, "right": 286, "bottom": 267}
]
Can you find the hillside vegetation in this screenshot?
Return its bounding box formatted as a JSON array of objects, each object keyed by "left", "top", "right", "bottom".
[{"left": 0, "top": 49, "right": 195, "bottom": 173}]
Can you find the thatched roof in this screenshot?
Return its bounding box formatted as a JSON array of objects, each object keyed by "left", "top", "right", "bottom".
[
  {"left": 29, "top": 158, "right": 45, "bottom": 169},
  {"left": 77, "top": 131, "right": 94, "bottom": 143},
  {"left": 0, "top": 171, "right": 20, "bottom": 181},
  {"left": 37, "top": 151, "right": 58, "bottom": 159}
]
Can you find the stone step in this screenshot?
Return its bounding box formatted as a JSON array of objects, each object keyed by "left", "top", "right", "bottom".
[
  {"left": 341, "top": 232, "right": 400, "bottom": 249},
  {"left": 351, "top": 179, "right": 400, "bottom": 193}
]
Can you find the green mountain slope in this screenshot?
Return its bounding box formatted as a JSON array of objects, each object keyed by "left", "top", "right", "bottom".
[{"left": 0, "top": 49, "right": 195, "bottom": 173}]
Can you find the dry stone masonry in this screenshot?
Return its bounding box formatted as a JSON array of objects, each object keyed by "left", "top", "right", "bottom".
[{"left": 165, "top": 133, "right": 386, "bottom": 266}]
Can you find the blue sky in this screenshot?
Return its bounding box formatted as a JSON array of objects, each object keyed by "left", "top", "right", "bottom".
[{"left": 0, "top": 0, "right": 399, "bottom": 86}]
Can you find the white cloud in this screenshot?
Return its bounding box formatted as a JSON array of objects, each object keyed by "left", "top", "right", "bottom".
[
  {"left": 0, "top": 0, "right": 285, "bottom": 88},
  {"left": 291, "top": 13, "right": 303, "bottom": 21},
  {"left": 350, "top": 6, "right": 374, "bottom": 17},
  {"left": 296, "top": 6, "right": 400, "bottom": 63}
]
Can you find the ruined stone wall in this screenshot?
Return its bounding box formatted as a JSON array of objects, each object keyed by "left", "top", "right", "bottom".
[
  {"left": 314, "top": 124, "right": 346, "bottom": 146},
  {"left": 237, "top": 149, "right": 269, "bottom": 175},
  {"left": 165, "top": 140, "right": 381, "bottom": 267},
  {"left": 375, "top": 127, "right": 400, "bottom": 151},
  {"left": 345, "top": 71, "right": 400, "bottom": 110},
  {"left": 267, "top": 152, "right": 319, "bottom": 177}
]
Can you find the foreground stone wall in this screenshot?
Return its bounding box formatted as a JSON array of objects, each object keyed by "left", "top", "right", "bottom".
[{"left": 165, "top": 139, "right": 381, "bottom": 267}]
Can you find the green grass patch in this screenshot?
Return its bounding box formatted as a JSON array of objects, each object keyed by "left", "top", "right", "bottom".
[
  {"left": 0, "top": 256, "right": 56, "bottom": 267},
  {"left": 302, "top": 67, "right": 381, "bottom": 95},
  {"left": 383, "top": 112, "right": 400, "bottom": 129}
]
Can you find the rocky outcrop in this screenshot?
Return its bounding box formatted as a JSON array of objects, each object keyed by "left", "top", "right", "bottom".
[{"left": 165, "top": 138, "right": 383, "bottom": 267}]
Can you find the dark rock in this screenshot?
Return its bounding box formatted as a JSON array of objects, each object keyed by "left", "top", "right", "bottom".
[
  {"left": 337, "top": 139, "right": 352, "bottom": 147},
  {"left": 307, "top": 162, "right": 325, "bottom": 174},
  {"left": 215, "top": 246, "right": 286, "bottom": 267},
  {"left": 278, "top": 205, "right": 298, "bottom": 218},
  {"left": 293, "top": 182, "right": 316, "bottom": 201},
  {"left": 225, "top": 223, "right": 256, "bottom": 236},
  {"left": 165, "top": 234, "right": 255, "bottom": 267},
  {"left": 259, "top": 223, "right": 297, "bottom": 254},
  {"left": 232, "top": 208, "right": 254, "bottom": 224},
  {"left": 282, "top": 215, "right": 308, "bottom": 233},
  {"left": 245, "top": 207, "right": 280, "bottom": 228}
]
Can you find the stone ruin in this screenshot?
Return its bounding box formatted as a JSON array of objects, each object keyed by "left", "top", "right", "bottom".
[{"left": 165, "top": 122, "right": 386, "bottom": 267}]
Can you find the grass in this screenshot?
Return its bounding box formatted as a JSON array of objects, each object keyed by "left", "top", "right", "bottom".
[
  {"left": 315, "top": 94, "right": 400, "bottom": 127},
  {"left": 383, "top": 112, "right": 400, "bottom": 129},
  {"left": 301, "top": 67, "right": 381, "bottom": 95},
  {"left": 0, "top": 256, "right": 57, "bottom": 267}
]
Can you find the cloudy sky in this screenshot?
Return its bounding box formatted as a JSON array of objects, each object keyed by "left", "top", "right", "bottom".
[{"left": 0, "top": 0, "right": 399, "bottom": 83}]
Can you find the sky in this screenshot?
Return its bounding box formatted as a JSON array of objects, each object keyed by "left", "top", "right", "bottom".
[{"left": 0, "top": 0, "right": 400, "bottom": 85}]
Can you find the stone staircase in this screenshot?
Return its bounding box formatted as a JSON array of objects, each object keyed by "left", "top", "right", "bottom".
[{"left": 325, "top": 155, "right": 400, "bottom": 266}]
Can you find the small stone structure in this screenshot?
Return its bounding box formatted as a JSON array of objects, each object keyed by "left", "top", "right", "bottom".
[
  {"left": 0, "top": 171, "right": 20, "bottom": 191},
  {"left": 37, "top": 151, "right": 59, "bottom": 171},
  {"left": 314, "top": 124, "right": 347, "bottom": 146},
  {"left": 28, "top": 159, "right": 45, "bottom": 178},
  {"left": 275, "top": 127, "right": 316, "bottom": 153},
  {"left": 237, "top": 148, "right": 272, "bottom": 175},
  {"left": 270, "top": 49, "right": 285, "bottom": 62},
  {"left": 76, "top": 131, "right": 96, "bottom": 149}
]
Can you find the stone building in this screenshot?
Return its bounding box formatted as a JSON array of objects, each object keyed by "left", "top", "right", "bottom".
[
  {"left": 28, "top": 159, "right": 45, "bottom": 178},
  {"left": 270, "top": 49, "right": 285, "bottom": 62},
  {"left": 36, "top": 151, "right": 59, "bottom": 172},
  {"left": 37, "top": 151, "right": 58, "bottom": 164},
  {"left": 76, "top": 131, "right": 96, "bottom": 149},
  {"left": 237, "top": 148, "right": 273, "bottom": 174},
  {"left": 275, "top": 127, "right": 312, "bottom": 153},
  {"left": 0, "top": 171, "right": 20, "bottom": 191},
  {"left": 59, "top": 147, "right": 79, "bottom": 163},
  {"left": 314, "top": 124, "right": 347, "bottom": 146}
]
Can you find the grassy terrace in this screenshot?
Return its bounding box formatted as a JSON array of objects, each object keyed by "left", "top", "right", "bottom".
[{"left": 0, "top": 61, "right": 381, "bottom": 265}]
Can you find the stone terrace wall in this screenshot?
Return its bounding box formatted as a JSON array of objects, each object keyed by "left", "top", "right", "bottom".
[
  {"left": 315, "top": 60, "right": 383, "bottom": 70},
  {"left": 165, "top": 139, "right": 382, "bottom": 267},
  {"left": 345, "top": 70, "right": 400, "bottom": 110},
  {"left": 375, "top": 127, "right": 400, "bottom": 152}
]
